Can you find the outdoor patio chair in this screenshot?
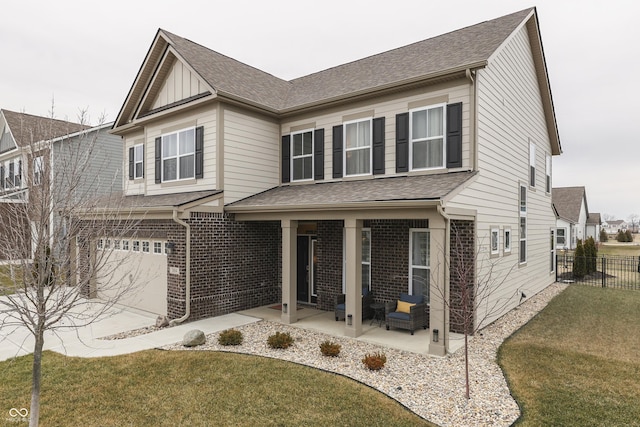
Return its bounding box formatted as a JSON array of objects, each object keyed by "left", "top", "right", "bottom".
[
  {"left": 335, "top": 288, "right": 373, "bottom": 321},
  {"left": 385, "top": 293, "right": 427, "bottom": 335}
]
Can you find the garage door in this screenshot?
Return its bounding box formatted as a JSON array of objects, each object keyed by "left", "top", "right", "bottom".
[{"left": 96, "top": 238, "right": 168, "bottom": 316}]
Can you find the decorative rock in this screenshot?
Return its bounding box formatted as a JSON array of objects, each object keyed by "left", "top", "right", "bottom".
[
  {"left": 155, "top": 315, "right": 169, "bottom": 328},
  {"left": 182, "top": 329, "right": 206, "bottom": 347}
]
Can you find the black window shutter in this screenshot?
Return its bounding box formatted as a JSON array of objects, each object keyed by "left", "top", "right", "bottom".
[
  {"left": 281, "top": 135, "right": 290, "bottom": 183},
  {"left": 446, "top": 102, "right": 463, "bottom": 168},
  {"left": 0, "top": 165, "right": 4, "bottom": 189},
  {"left": 332, "top": 125, "right": 343, "bottom": 178},
  {"left": 195, "top": 126, "right": 204, "bottom": 179},
  {"left": 129, "top": 147, "right": 134, "bottom": 180},
  {"left": 396, "top": 113, "right": 409, "bottom": 173},
  {"left": 155, "top": 137, "right": 162, "bottom": 184},
  {"left": 372, "top": 117, "right": 385, "bottom": 175},
  {"left": 314, "top": 128, "right": 324, "bottom": 181}
]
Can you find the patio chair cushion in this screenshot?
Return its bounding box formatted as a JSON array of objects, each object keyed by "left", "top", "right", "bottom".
[
  {"left": 396, "top": 300, "right": 415, "bottom": 314},
  {"left": 387, "top": 311, "right": 410, "bottom": 321},
  {"left": 400, "top": 293, "right": 423, "bottom": 305},
  {"left": 335, "top": 303, "right": 345, "bottom": 311}
]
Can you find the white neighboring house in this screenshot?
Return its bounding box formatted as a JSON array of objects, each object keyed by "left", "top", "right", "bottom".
[
  {"left": 552, "top": 186, "right": 589, "bottom": 250},
  {"left": 602, "top": 219, "right": 627, "bottom": 235}
]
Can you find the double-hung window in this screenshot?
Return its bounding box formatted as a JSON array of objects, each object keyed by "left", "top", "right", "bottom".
[
  {"left": 519, "top": 184, "right": 527, "bottom": 264},
  {"left": 133, "top": 144, "right": 144, "bottom": 179},
  {"left": 162, "top": 128, "right": 195, "bottom": 182},
  {"left": 556, "top": 228, "right": 566, "bottom": 246},
  {"left": 410, "top": 104, "right": 445, "bottom": 170},
  {"left": 291, "top": 130, "right": 313, "bottom": 181},
  {"left": 362, "top": 229, "right": 371, "bottom": 291},
  {"left": 409, "top": 229, "right": 430, "bottom": 303},
  {"left": 504, "top": 227, "right": 511, "bottom": 253},
  {"left": 490, "top": 227, "right": 500, "bottom": 256},
  {"left": 529, "top": 142, "right": 536, "bottom": 188},
  {"left": 344, "top": 118, "right": 371, "bottom": 176},
  {"left": 545, "top": 154, "right": 551, "bottom": 193}
]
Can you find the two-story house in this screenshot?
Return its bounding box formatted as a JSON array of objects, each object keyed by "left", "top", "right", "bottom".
[
  {"left": 0, "top": 109, "right": 122, "bottom": 261},
  {"left": 88, "top": 7, "right": 561, "bottom": 356}
]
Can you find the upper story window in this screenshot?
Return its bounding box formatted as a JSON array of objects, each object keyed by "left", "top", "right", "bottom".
[
  {"left": 162, "top": 128, "right": 195, "bottom": 182},
  {"left": 292, "top": 130, "right": 313, "bottom": 181},
  {"left": 410, "top": 104, "right": 445, "bottom": 170},
  {"left": 1, "top": 158, "right": 21, "bottom": 189},
  {"left": 33, "top": 156, "right": 43, "bottom": 186},
  {"left": 344, "top": 118, "right": 371, "bottom": 176},
  {"left": 545, "top": 154, "right": 551, "bottom": 193},
  {"left": 134, "top": 144, "right": 144, "bottom": 179},
  {"left": 519, "top": 183, "right": 527, "bottom": 264},
  {"left": 529, "top": 142, "right": 536, "bottom": 188}
]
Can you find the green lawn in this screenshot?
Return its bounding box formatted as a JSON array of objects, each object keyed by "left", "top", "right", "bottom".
[
  {"left": 0, "top": 350, "right": 431, "bottom": 426},
  {"left": 0, "top": 265, "right": 21, "bottom": 295},
  {"left": 499, "top": 285, "right": 640, "bottom": 426},
  {"left": 598, "top": 243, "right": 640, "bottom": 257}
]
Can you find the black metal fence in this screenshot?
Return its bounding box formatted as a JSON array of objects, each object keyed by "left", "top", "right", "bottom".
[{"left": 556, "top": 254, "right": 640, "bottom": 290}]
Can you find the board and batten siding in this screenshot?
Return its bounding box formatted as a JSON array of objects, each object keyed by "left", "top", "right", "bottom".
[
  {"left": 223, "top": 108, "right": 279, "bottom": 204},
  {"left": 151, "top": 57, "right": 206, "bottom": 111},
  {"left": 281, "top": 81, "right": 471, "bottom": 181},
  {"left": 446, "top": 24, "right": 557, "bottom": 328},
  {"left": 144, "top": 105, "right": 217, "bottom": 196}
]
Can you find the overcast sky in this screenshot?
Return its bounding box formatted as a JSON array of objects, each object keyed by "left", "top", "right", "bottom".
[{"left": 1, "top": 0, "right": 638, "bottom": 219}]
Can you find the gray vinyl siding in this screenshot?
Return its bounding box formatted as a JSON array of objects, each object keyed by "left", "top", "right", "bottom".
[
  {"left": 447, "top": 24, "right": 556, "bottom": 328},
  {"left": 53, "top": 127, "right": 123, "bottom": 202}
]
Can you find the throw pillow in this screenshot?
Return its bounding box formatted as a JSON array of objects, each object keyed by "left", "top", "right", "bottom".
[{"left": 396, "top": 300, "right": 415, "bottom": 314}]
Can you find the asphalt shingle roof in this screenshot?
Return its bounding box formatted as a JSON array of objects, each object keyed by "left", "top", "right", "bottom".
[
  {"left": 161, "top": 8, "right": 533, "bottom": 111},
  {"left": 228, "top": 171, "right": 476, "bottom": 210},
  {"left": 1, "top": 109, "right": 89, "bottom": 148},
  {"left": 92, "top": 190, "right": 222, "bottom": 211},
  {"left": 552, "top": 187, "right": 586, "bottom": 222}
]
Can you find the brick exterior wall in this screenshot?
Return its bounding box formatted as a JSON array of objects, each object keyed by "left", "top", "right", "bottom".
[
  {"left": 0, "top": 202, "right": 31, "bottom": 260},
  {"left": 78, "top": 214, "right": 280, "bottom": 322},
  {"left": 449, "top": 219, "right": 476, "bottom": 334},
  {"left": 314, "top": 219, "right": 429, "bottom": 320}
]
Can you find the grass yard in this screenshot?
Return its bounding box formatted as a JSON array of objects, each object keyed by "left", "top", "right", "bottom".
[
  {"left": 499, "top": 285, "right": 640, "bottom": 426},
  {"left": 0, "top": 350, "right": 431, "bottom": 427},
  {"left": 598, "top": 243, "right": 640, "bottom": 257},
  {"left": 0, "top": 265, "right": 22, "bottom": 295}
]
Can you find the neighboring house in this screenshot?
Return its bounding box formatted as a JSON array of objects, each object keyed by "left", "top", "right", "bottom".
[
  {"left": 86, "top": 7, "right": 561, "bottom": 356},
  {"left": 603, "top": 219, "right": 627, "bottom": 235},
  {"left": 586, "top": 212, "right": 601, "bottom": 242},
  {"left": 552, "top": 186, "right": 590, "bottom": 250},
  {"left": 0, "top": 109, "right": 122, "bottom": 260}
]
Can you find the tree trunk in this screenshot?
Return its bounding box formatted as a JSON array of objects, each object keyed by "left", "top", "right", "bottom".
[
  {"left": 29, "top": 328, "right": 44, "bottom": 427},
  {"left": 464, "top": 332, "right": 470, "bottom": 400}
]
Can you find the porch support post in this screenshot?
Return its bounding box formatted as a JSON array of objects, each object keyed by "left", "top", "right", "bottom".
[
  {"left": 344, "top": 218, "right": 363, "bottom": 337},
  {"left": 429, "top": 225, "right": 448, "bottom": 356},
  {"left": 281, "top": 219, "right": 298, "bottom": 324}
]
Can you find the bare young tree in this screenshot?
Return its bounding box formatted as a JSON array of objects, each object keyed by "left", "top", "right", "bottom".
[
  {"left": 431, "top": 220, "right": 517, "bottom": 400},
  {"left": 627, "top": 214, "right": 639, "bottom": 233},
  {"left": 0, "top": 108, "right": 142, "bottom": 427}
]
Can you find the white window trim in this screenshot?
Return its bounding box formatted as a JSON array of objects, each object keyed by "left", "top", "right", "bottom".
[
  {"left": 142, "top": 241, "right": 150, "bottom": 253},
  {"left": 409, "top": 103, "right": 446, "bottom": 171},
  {"left": 132, "top": 240, "right": 140, "bottom": 252},
  {"left": 291, "top": 128, "right": 314, "bottom": 182},
  {"left": 122, "top": 240, "right": 130, "bottom": 251},
  {"left": 556, "top": 228, "right": 567, "bottom": 247},
  {"left": 153, "top": 241, "right": 163, "bottom": 255},
  {"left": 362, "top": 228, "right": 371, "bottom": 292},
  {"left": 550, "top": 228, "right": 556, "bottom": 273},
  {"left": 343, "top": 118, "right": 372, "bottom": 177},
  {"left": 409, "top": 228, "right": 430, "bottom": 303},
  {"left": 490, "top": 227, "right": 500, "bottom": 256},
  {"left": 133, "top": 144, "right": 144, "bottom": 179},
  {"left": 33, "top": 155, "right": 43, "bottom": 186},
  {"left": 161, "top": 126, "right": 196, "bottom": 182},
  {"left": 504, "top": 227, "right": 511, "bottom": 253}
]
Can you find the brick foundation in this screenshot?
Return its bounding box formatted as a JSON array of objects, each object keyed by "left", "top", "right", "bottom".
[{"left": 449, "top": 219, "right": 476, "bottom": 334}]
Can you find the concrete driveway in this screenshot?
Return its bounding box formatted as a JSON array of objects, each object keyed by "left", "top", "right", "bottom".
[{"left": 0, "top": 296, "right": 259, "bottom": 362}]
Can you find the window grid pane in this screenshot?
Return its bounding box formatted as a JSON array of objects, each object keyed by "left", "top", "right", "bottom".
[{"left": 411, "top": 105, "right": 444, "bottom": 170}]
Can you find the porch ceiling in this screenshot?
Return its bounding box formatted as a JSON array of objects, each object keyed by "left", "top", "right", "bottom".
[{"left": 227, "top": 171, "right": 477, "bottom": 213}]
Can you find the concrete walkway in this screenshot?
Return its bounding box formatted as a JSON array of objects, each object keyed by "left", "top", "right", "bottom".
[{"left": 0, "top": 300, "right": 260, "bottom": 362}]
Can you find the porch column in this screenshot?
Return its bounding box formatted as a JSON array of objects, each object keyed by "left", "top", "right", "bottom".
[
  {"left": 429, "top": 225, "right": 448, "bottom": 356},
  {"left": 281, "top": 219, "right": 298, "bottom": 324},
  {"left": 344, "top": 218, "right": 363, "bottom": 337}
]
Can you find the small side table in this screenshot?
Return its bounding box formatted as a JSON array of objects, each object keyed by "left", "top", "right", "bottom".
[{"left": 370, "top": 302, "right": 385, "bottom": 327}]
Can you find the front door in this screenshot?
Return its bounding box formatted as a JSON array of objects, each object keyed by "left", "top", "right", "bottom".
[{"left": 296, "top": 235, "right": 317, "bottom": 304}]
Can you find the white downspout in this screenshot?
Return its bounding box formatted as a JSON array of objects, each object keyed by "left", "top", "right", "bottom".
[
  {"left": 169, "top": 208, "right": 191, "bottom": 326},
  {"left": 437, "top": 203, "right": 451, "bottom": 352}
]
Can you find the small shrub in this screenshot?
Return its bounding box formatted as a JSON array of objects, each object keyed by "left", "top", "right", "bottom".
[
  {"left": 267, "top": 331, "right": 294, "bottom": 349},
  {"left": 625, "top": 230, "right": 633, "bottom": 242},
  {"left": 218, "top": 329, "right": 243, "bottom": 346},
  {"left": 319, "top": 340, "right": 341, "bottom": 357},
  {"left": 362, "top": 352, "right": 387, "bottom": 371},
  {"left": 600, "top": 228, "right": 608, "bottom": 242},
  {"left": 573, "top": 239, "right": 586, "bottom": 279}
]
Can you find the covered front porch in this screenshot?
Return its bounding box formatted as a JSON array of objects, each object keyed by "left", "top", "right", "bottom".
[{"left": 239, "top": 304, "right": 466, "bottom": 355}]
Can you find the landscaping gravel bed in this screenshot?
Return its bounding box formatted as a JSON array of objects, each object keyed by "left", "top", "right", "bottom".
[{"left": 163, "top": 282, "right": 567, "bottom": 427}]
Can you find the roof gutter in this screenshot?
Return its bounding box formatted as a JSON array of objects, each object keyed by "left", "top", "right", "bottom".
[
  {"left": 169, "top": 208, "right": 191, "bottom": 326},
  {"left": 226, "top": 199, "right": 441, "bottom": 214}
]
